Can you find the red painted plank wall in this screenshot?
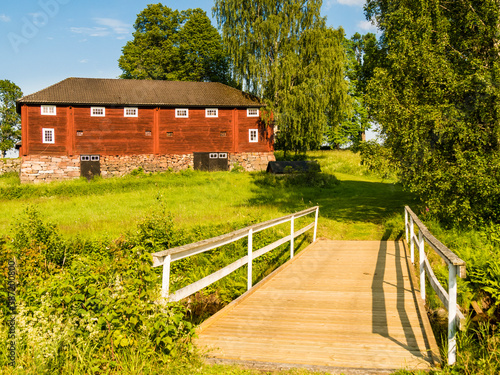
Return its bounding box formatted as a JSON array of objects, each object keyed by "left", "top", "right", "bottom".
[
  {"left": 158, "top": 108, "right": 234, "bottom": 154},
  {"left": 72, "top": 106, "right": 155, "bottom": 155},
  {"left": 21, "top": 105, "right": 273, "bottom": 156}
]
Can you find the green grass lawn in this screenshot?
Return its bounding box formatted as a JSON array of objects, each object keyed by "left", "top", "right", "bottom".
[
  {"left": 0, "top": 150, "right": 423, "bottom": 375},
  {"left": 0, "top": 150, "right": 415, "bottom": 242}
]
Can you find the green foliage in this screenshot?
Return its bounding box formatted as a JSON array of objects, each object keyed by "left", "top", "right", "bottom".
[
  {"left": 214, "top": 1, "right": 349, "bottom": 153},
  {"left": 365, "top": 0, "right": 500, "bottom": 227},
  {"left": 330, "top": 32, "right": 381, "bottom": 148},
  {"left": 0, "top": 80, "right": 22, "bottom": 158},
  {"left": 357, "top": 140, "right": 397, "bottom": 179},
  {"left": 119, "top": 5, "right": 234, "bottom": 85},
  {"left": 255, "top": 170, "right": 339, "bottom": 190},
  {"left": 0, "top": 207, "right": 196, "bottom": 372}
]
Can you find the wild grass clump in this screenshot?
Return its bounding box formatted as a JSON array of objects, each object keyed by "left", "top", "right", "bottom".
[
  {"left": 0, "top": 172, "right": 20, "bottom": 187},
  {"left": 0, "top": 204, "right": 314, "bottom": 373},
  {"left": 0, "top": 206, "right": 196, "bottom": 373},
  {"left": 254, "top": 170, "right": 339, "bottom": 189}
]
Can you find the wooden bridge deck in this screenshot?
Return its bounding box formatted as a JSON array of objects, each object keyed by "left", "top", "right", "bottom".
[{"left": 196, "top": 239, "right": 441, "bottom": 374}]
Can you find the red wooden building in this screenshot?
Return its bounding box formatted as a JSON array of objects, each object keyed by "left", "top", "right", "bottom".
[{"left": 16, "top": 78, "right": 274, "bottom": 183}]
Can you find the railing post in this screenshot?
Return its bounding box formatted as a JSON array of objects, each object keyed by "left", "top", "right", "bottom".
[
  {"left": 410, "top": 215, "right": 415, "bottom": 264},
  {"left": 405, "top": 208, "right": 408, "bottom": 243},
  {"left": 247, "top": 228, "right": 253, "bottom": 291},
  {"left": 161, "top": 254, "right": 171, "bottom": 299},
  {"left": 448, "top": 264, "right": 458, "bottom": 365},
  {"left": 313, "top": 207, "right": 319, "bottom": 242},
  {"left": 290, "top": 215, "right": 295, "bottom": 258},
  {"left": 419, "top": 230, "right": 425, "bottom": 301}
]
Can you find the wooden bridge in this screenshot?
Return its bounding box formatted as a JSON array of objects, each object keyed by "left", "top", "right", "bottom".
[{"left": 152, "top": 207, "right": 465, "bottom": 374}]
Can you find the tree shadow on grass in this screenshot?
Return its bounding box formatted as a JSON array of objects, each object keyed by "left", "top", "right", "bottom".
[{"left": 245, "top": 172, "right": 419, "bottom": 226}]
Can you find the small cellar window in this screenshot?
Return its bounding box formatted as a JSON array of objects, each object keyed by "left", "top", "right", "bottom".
[
  {"left": 220, "top": 131, "right": 227, "bottom": 137},
  {"left": 145, "top": 130, "right": 152, "bottom": 136},
  {"left": 166, "top": 132, "right": 173, "bottom": 137},
  {"left": 77, "top": 130, "right": 83, "bottom": 136}
]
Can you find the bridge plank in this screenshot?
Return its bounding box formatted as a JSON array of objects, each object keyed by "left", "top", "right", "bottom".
[{"left": 196, "top": 239, "right": 441, "bottom": 372}]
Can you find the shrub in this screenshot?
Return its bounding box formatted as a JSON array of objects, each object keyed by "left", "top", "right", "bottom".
[{"left": 357, "top": 140, "right": 397, "bottom": 179}]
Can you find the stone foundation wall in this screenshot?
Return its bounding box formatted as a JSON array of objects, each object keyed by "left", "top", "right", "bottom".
[
  {"left": 229, "top": 152, "right": 275, "bottom": 171},
  {"left": 101, "top": 154, "right": 194, "bottom": 178},
  {"left": 19, "top": 151, "right": 275, "bottom": 183},
  {"left": 20, "top": 155, "right": 80, "bottom": 184},
  {"left": 0, "top": 158, "right": 21, "bottom": 175}
]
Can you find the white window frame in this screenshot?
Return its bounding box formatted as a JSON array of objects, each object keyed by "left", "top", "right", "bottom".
[
  {"left": 124, "top": 107, "right": 138, "bottom": 117},
  {"left": 41, "top": 105, "right": 56, "bottom": 116},
  {"left": 205, "top": 108, "right": 218, "bottom": 118},
  {"left": 175, "top": 108, "right": 189, "bottom": 118},
  {"left": 218, "top": 153, "right": 227, "bottom": 159},
  {"left": 91, "top": 107, "right": 105, "bottom": 117},
  {"left": 42, "top": 128, "right": 55, "bottom": 144},
  {"left": 249, "top": 129, "right": 258, "bottom": 143},
  {"left": 247, "top": 108, "right": 259, "bottom": 117},
  {"left": 209, "top": 153, "right": 219, "bottom": 159}
]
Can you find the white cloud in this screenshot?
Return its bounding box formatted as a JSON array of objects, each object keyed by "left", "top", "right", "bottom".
[
  {"left": 71, "top": 26, "right": 109, "bottom": 37},
  {"left": 357, "top": 19, "right": 377, "bottom": 32},
  {"left": 336, "top": 0, "right": 365, "bottom": 6},
  {"left": 79, "top": 59, "right": 89, "bottom": 64},
  {"left": 0, "top": 14, "right": 11, "bottom": 22},
  {"left": 94, "top": 18, "right": 131, "bottom": 36},
  {"left": 70, "top": 18, "right": 131, "bottom": 39}
]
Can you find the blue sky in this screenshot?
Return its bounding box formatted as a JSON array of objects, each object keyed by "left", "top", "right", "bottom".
[{"left": 1, "top": 0, "right": 376, "bottom": 96}]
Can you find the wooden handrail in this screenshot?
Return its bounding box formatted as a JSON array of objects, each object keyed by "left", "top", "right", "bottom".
[
  {"left": 405, "top": 206, "right": 466, "bottom": 274},
  {"left": 404, "top": 206, "right": 466, "bottom": 366},
  {"left": 152, "top": 206, "right": 319, "bottom": 302}
]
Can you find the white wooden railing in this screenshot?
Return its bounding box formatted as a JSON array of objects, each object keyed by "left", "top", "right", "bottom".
[
  {"left": 152, "top": 206, "right": 319, "bottom": 303},
  {"left": 404, "top": 206, "right": 466, "bottom": 366}
]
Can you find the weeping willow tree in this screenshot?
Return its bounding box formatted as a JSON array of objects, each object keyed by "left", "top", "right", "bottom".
[{"left": 214, "top": 0, "right": 349, "bottom": 153}]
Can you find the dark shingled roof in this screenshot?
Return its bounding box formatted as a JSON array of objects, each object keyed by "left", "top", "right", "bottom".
[{"left": 17, "top": 77, "right": 264, "bottom": 109}]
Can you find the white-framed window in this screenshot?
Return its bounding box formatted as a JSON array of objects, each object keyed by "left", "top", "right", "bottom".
[
  {"left": 41, "top": 105, "right": 56, "bottom": 116},
  {"left": 175, "top": 108, "right": 188, "bottom": 118},
  {"left": 42, "top": 128, "right": 55, "bottom": 144},
  {"left": 81, "top": 155, "right": 90, "bottom": 161},
  {"left": 124, "top": 107, "right": 138, "bottom": 117},
  {"left": 249, "top": 129, "right": 258, "bottom": 143},
  {"left": 91, "top": 107, "right": 105, "bottom": 117},
  {"left": 205, "top": 108, "right": 218, "bottom": 118},
  {"left": 91, "top": 155, "right": 100, "bottom": 161},
  {"left": 247, "top": 108, "right": 259, "bottom": 117},
  {"left": 218, "top": 153, "right": 227, "bottom": 158},
  {"left": 209, "top": 153, "right": 219, "bottom": 159}
]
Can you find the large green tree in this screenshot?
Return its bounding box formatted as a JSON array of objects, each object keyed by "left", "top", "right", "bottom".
[
  {"left": 119, "top": 5, "right": 234, "bottom": 85},
  {"left": 214, "top": 0, "right": 349, "bottom": 153},
  {"left": 365, "top": 0, "right": 500, "bottom": 226},
  {"left": 331, "top": 32, "right": 381, "bottom": 148},
  {"left": 0, "top": 80, "right": 22, "bottom": 158}
]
